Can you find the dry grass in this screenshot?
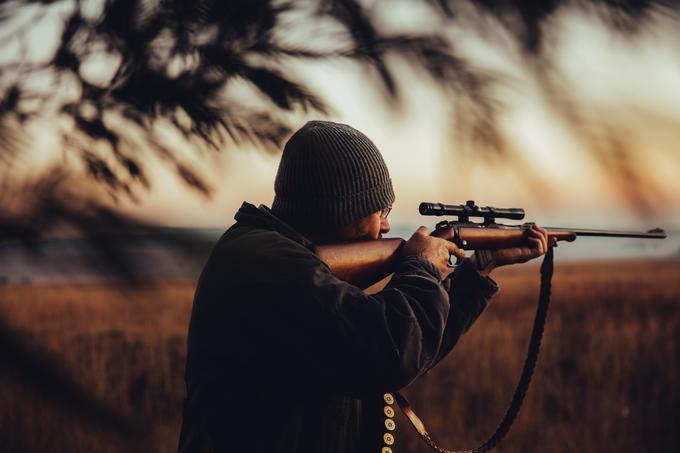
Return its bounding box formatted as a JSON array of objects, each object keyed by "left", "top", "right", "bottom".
[
  {"left": 0, "top": 280, "right": 194, "bottom": 453},
  {"left": 0, "top": 259, "right": 678, "bottom": 453},
  {"left": 396, "top": 259, "right": 680, "bottom": 453}
]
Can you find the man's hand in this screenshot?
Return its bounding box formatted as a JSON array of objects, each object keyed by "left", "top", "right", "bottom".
[
  {"left": 403, "top": 226, "right": 465, "bottom": 278},
  {"left": 471, "top": 224, "right": 554, "bottom": 276}
]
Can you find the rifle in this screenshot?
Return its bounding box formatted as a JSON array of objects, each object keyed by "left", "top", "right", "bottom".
[
  {"left": 315, "top": 200, "right": 667, "bottom": 453},
  {"left": 316, "top": 200, "right": 666, "bottom": 289}
]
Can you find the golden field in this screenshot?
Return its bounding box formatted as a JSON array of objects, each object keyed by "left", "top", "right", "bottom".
[{"left": 0, "top": 259, "right": 678, "bottom": 453}]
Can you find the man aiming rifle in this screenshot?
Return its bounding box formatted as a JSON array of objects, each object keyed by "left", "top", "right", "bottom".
[{"left": 178, "top": 120, "right": 551, "bottom": 453}]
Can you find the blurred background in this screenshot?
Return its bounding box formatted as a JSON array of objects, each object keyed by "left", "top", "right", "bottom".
[{"left": 0, "top": 1, "right": 678, "bottom": 452}]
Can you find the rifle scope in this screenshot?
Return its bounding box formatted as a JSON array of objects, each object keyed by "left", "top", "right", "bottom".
[{"left": 419, "top": 201, "right": 525, "bottom": 221}]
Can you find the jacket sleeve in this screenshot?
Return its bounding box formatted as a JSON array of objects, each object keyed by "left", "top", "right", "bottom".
[
  {"left": 288, "top": 253, "right": 498, "bottom": 395},
  {"left": 301, "top": 258, "right": 450, "bottom": 396},
  {"left": 233, "top": 231, "right": 451, "bottom": 397},
  {"left": 429, "top": 258, "right": 499, "bottom": 367},
  {"left": 217, "top": 230, "right": 496, "bottom": 397}
]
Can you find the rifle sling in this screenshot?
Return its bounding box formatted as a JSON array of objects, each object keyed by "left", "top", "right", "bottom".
[{"left": 395, "top": 246, "right": 555, "bottom": 453}]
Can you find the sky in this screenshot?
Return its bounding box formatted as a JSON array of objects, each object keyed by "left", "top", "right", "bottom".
[
  {"left": 111, "top": 4, "right": 680, "bottom": 236},
  {"left": 3, "top": 1, "right": 680, "bottom": 239}
]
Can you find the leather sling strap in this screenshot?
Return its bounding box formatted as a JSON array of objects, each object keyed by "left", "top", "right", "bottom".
[{"left": 396, "top": 246, "right": 555, "bottom": 453}]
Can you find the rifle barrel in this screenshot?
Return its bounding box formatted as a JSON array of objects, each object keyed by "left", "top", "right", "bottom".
[
  {"left": 318, "top": 226, "right": 666, "bottom": 288},
  {"left": 545, "top": 227, "right": 666, "bottom": 239}
]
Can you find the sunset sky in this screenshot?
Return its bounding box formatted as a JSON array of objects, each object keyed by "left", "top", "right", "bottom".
[
  {"left": 115, "top": 5, "right": 680, "bottom": 233},
  {"left": 3, "top": 2, "right": 680, "bottom": 234}
]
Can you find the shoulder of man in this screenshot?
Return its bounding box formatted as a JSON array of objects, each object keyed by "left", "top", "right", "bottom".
[{"left": 213, "top": 223, "right": 327, "bottom": 273}]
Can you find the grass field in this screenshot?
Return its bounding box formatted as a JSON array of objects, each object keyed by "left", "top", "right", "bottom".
[{"left": 0, "top": 258, "right": 678, "bottom": 453}]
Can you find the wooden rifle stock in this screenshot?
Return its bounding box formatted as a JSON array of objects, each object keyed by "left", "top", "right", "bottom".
[
  {"left": 315, "top": 238, "right": 405, "bottom": 290},
  {"left": 316, "top": 225, "right": 666, "bottom": 289}
]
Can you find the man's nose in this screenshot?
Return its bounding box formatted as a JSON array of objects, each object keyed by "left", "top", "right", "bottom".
[{"left": 380, "top": 218, "right": 390, "bottom": 234}]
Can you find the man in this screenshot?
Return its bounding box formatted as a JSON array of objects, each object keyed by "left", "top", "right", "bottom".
[{"left": 178, "top": 120, "right": 549, "bottom": 453}]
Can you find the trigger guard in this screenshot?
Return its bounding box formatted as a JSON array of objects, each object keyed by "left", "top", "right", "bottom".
[{"left": 447, "top": 254, "right": 461, "bottom": 268}]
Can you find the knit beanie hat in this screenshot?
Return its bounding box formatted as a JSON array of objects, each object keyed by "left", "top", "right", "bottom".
[{"left": 271, "top": 120, "right": 395, "bottom": 232}]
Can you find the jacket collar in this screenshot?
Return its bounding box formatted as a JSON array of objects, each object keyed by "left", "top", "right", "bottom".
[{"left": 233, "top": 202, "right": 314, "bottom": 250}]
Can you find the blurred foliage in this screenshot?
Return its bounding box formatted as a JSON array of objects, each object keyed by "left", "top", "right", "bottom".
[{"left": 0, "top": 0, "right": 674, "bottom": 219}]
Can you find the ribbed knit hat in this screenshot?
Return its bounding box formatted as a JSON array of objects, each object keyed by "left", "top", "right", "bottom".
[{"left": 271, "top": 120, "right": 395, "bottom": 232}]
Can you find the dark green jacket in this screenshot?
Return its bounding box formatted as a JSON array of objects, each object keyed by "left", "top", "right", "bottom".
[{"left": 179, "top": 202, "right": 497, "bottom": 453}]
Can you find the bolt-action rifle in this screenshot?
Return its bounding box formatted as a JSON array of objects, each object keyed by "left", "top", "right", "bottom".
[
  {"left": 316, "top": 200, "right": 667, "bottom": 453},
  {"left": 316, "top": 200, "right": 666, "bottom": 289}
]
